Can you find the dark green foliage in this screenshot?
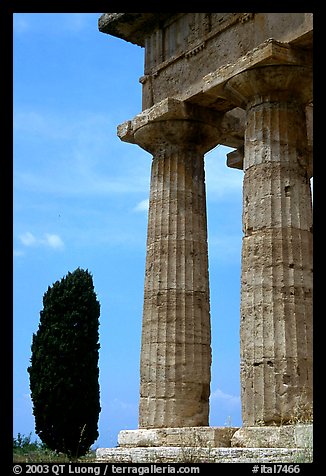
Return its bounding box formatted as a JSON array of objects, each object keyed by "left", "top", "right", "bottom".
[
  {"left": 13, "top": 433, "right": 45, "bottom": 452},
  {"left": 28, "top": 268, "right": 101, "bottom": 458},
  {"left": 13, "top": 433, "right": 96, "bottom": 462}
]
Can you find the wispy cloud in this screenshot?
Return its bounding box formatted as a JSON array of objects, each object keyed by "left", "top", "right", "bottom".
[
  {"left": 19, "top": 231, "right": 37, "bottom": 247},
  {"left": 13, "top": 15, "right": 31, "bottom": 34},
  {"left": 13, "top": 13, "right": 96, "bottom": 37},
  {"left": 108, "top": 398, "right": 138, "bottom": 416},
  {"left": 208, "top": 233, "right": 242, "bottom": 264},
  {"left": 14, "top": 109, "right": 108, "bottom": 142},
  {"left": 14, "top": 110, "right": 68, "bottom": 140},
  {"left": 13, "top": 249, "right": 25, "bottom": 257},
  {"left": 133, "top": 199, "right": 149, "bottom": 213},
  {"left": 205, "top": 147, "right": 243, "bottom": 201},
  {"left": 18, "top": 232, "right": 64, "bottom": 250},
  {"left": 14, "top": 109, "right": 242, "bottom": 202},
  {"left": 14, "top": 109, "right": 150, "bottom": 198},
  {"left": 209, "top": 387, "right": 241, "bottom": 426},
  {"left": 43, "top": 234, "right": 64, "bottom": 249},
  {"left": 211, "top": 388, "right": 240, "bottom": 406},
  {"left": 63, "top": 13, "right": 91, "bottom": 33}
]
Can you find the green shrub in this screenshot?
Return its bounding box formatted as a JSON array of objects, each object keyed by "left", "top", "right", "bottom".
[{"left": 13, "top": 432, "right": 43, "bottom": 451}]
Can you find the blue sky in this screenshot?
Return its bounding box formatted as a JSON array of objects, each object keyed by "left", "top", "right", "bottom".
[{"left": 13, "top": 13, "right": 244, "bottom": 449}]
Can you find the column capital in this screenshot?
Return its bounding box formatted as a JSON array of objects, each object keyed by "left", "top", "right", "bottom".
[
  {"left": 224, "top": 64, "right": 312, "bottom": 109},
  {"left": 134, "top": 118, "right": 219, "bottom": 157},
  {"left": 117, "top": 98, "right": 242, "bottom": 156}
]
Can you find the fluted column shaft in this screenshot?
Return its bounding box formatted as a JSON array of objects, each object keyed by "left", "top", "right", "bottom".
[
  {"left": 226, "top": 65, "right": 313, "bottom": 425},
  {"left": 134, "top": 118, "right": 218, "bottom": 428}
]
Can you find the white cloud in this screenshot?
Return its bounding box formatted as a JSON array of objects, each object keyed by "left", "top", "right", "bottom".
[
  {"left": 19, "top": 231, "right": 37, "bottom": 246},
  {"left": 109, "top": 398, "right": 138, "bottom": 415},
  {"left": 14, "top": 109, "right": 150, "bottom": 198},
  {"left": 205, "top": 147, "right": 243, "bottom": 201},
  {"left": 13, "top": 15, "right": 30, "bottom": 34},
  {"left": 13, "top": 13, "right": 96, "bottom": 37},
  {"left": 211, "top": 388, "right": 240, "bottom": 406},
  {"left": 13, "top": 249, "right": 25, "bottom": 257},
  {"left": 63, "top": 13, "right": 90, "bottom": 33},
  {"left": 14, "top": 109, "right": 90, "bottom": 140},
  {"left": 208, "top": 233, "right": 242, "bottom": 264},
  {"left": 18, "top": 232, "right": 64, "bottom": 250},
  {"left": 43, "top": 234, "right": 64, "bottom": 249},
  {"left": 209, "top": 387, "right": 242, "bottom": 426},
  {"left": 133, "top": 199, "right": 149, "bottom": 213}
]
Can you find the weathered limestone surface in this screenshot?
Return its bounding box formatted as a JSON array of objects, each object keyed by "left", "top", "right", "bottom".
[
  {"left": 96, "top": 446, "right": 309, "bottom": 463},
  {"left": 118, "top": 426, "right": 239, "bottom": 448},
  {"left": 231, "top": 424, "right": 313, "bottom": 449},
  {"left": 98, "top": 13, "right": 313, "bottom": 454},
  {"left": 118, "top": 97, "right": 244, "bottom": 149},
  {"left": 129, "top": 102, "right": 222, "bottom": 428},
  {"left": 96, "top": 424, "right": 313, "bottom": 462},
  {"left": 99, "top": 13, "right": 312, "bottom": 111},
  {"left": 224, "top": 65, "right": 313, "bottom": 426}
]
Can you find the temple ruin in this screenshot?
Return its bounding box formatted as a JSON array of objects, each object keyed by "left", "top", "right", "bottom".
[{"left": 96, "top": 13, "right": 313, "bottom": 463}]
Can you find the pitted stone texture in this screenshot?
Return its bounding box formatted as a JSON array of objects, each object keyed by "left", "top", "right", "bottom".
[
  {"left": 118, "top": 98, "right": 244, "bottom": 149},
  {"left": 99, "top": 13, "right": 312, "bottom": 113},
  {"left": 231, "top": 424, "right": 313, "bottom": 449},
  {"left": 136, "top": 116, "right": 220, "bottom": 428},
  {"left": 99, "top": 14, "right": 313, "bottom": 438},
  {"left": 225, "top": 66, "right": 313, "bottom": 426},
  {"left": 96, "top": 446, "right": 310, "bottom": 463},
  {"left": 118, "top": 427, "right": 239, "bottom": 448}
]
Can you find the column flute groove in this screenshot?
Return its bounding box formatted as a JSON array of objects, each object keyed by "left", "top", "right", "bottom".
[
  {"left": 225, "top": 65, "right": 313, "bottom": 425},
  {"left": 134, "top": 109, "right": 220, "bottom": 428}
]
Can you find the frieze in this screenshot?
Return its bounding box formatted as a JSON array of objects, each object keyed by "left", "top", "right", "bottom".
[
  {"left": 184, "top": 41, "right": 206, "bottom": 59},
  {"left": 144, "top": 13, "right": 256, "bottom": 77}
]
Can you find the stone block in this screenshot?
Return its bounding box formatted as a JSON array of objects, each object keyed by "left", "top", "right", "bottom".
[
  {"left": 231, "top": 424, "right": 313, "bottom": 448},
  {"left": 96, "top": 446, "right": 310, "bottom": 463},
  {"left": 118, "top": 426, "right": 239, "bottom": 448}
]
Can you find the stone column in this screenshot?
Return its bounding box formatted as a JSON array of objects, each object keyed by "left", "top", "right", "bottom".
[
  {"left": 132, "top": 106, "right": 220, "bottom": 428},
  {"left": 225, "top": 65, "right": 313, "bottom": 426}
]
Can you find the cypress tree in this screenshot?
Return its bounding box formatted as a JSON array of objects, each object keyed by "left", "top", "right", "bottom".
[{"left": 28, "top": 268, "right": 101, "bottom": 457}]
